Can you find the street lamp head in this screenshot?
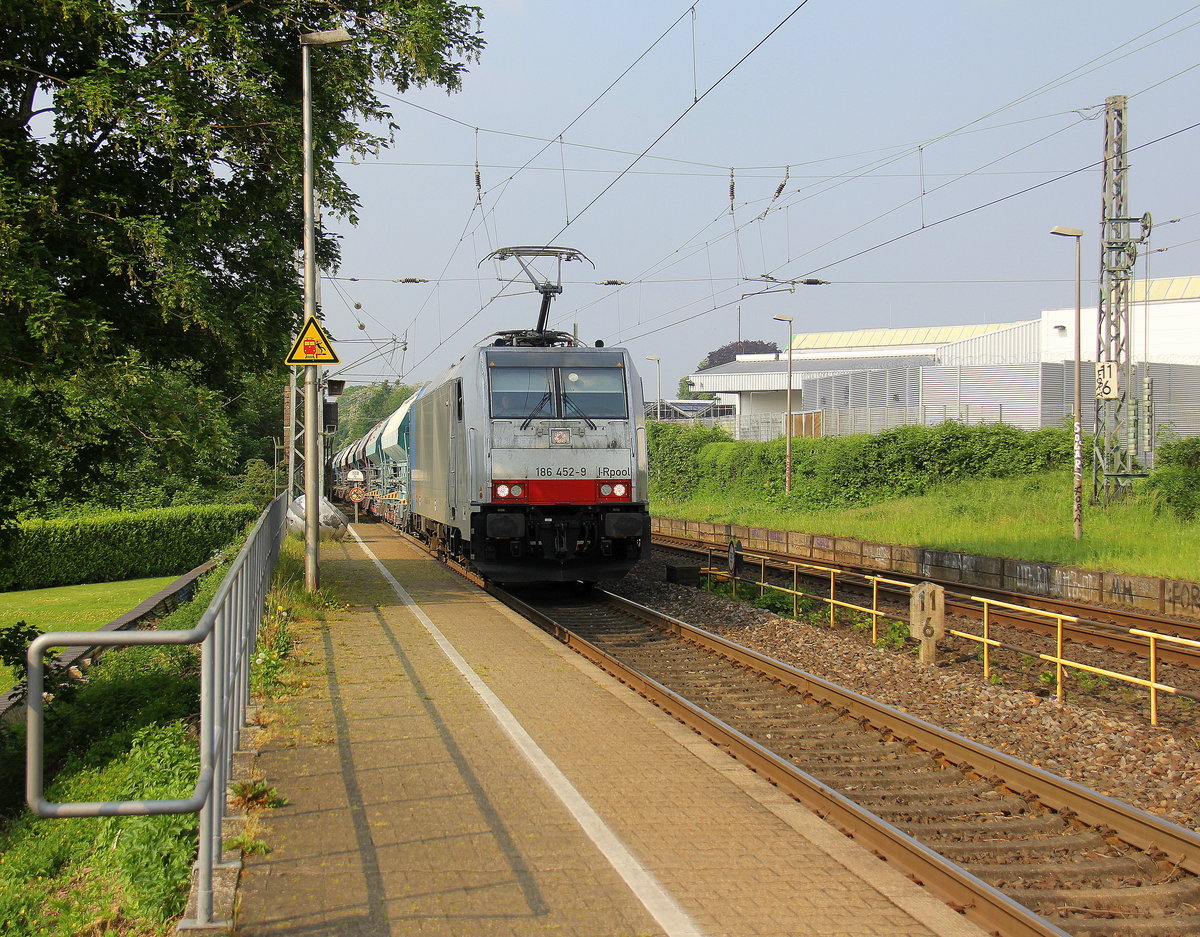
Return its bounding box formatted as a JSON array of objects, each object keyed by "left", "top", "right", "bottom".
[
  {"left": 773, "top": 314, "right": 794, "bottom": 323},
  {"left": 1050, "top": 225, "right": 1083, "bottom": 238},
  {"left": 644, "top": 355, "right": 660, "bottom": 362},
  {"left": 301, "top": 28, "right": 353, "bottom": 46}
]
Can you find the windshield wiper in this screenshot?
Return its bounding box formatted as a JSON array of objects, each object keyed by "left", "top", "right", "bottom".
[
  {"left": 520, "top": 391, "right": 553, "bottom": 429},
  {"left": 562, "top": 395, "right": 597, "bottom": 429}
]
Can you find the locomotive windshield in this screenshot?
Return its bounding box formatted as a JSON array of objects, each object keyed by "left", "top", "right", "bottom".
[
  {"left": 490, "top": 367, "right": 554, "bottom": 418},
  {"left": 560, "top": 368, "right": 626, "bottom": 418},
  {"left": 490, "top": 366, "right": 627, "bottom": 419}
]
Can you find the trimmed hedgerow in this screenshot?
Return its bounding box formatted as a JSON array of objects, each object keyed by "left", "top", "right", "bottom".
[{"left": 0, "top": 504, "right": 258, "bottom": 591}]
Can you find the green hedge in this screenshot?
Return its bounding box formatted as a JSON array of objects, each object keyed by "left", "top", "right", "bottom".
[
  {"left": 0, "top": 503, "right": 259, "bottom": 591},
  {"left": 646, "top": 422, "right": 733, "bottom": 502},
  {"left": 1147, "top": 434, "right": 1200, "bottom": 521},
  {"left": 649, "top": 421, "right": 1074, "bottom": 509}
]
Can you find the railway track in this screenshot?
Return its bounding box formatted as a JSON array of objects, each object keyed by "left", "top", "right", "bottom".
[
  {"left": 494, "top": 583, "right": 1200, "bottom": 937},
  {"left": 655, "top": 534, "right": 1200, "bottom": 671}
]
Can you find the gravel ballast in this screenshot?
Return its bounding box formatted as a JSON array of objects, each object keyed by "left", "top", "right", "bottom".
[{"left": 607, "top": 550, "right": 1200, "bottom": 835}]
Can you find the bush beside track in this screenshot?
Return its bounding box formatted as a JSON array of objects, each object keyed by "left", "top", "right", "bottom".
[
  {"left": 0, "top": 504, "right": 258, "bottom": 592},
  {"left": 647, "top": 420, "right": 1073, "bottom": 509}
]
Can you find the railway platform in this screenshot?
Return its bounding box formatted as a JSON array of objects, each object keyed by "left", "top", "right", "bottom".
[{"left": 232, "top": 523, "right": 986, "bottom": 937}]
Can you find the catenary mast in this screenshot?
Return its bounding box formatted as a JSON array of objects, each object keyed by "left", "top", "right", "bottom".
[{"left": 1093, "top": 94, "right": 1151, "bottom": 504}]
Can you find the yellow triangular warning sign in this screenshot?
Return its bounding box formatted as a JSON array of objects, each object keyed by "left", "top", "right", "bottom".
[{"left": 286, "top": 317, "right": 340, "bottom": 365}]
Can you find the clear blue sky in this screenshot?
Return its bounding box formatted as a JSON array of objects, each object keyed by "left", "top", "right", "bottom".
[{"left": 323, "top": 1, "right": 1200, "bottom": 397}]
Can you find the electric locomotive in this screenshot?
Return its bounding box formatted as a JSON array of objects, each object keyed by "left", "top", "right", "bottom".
[
  {"left": 332, "top": 246, "right": 651, "bottom": 582},
  {"left": 405, "top": 329, "right": 650, "bottom": 582}
]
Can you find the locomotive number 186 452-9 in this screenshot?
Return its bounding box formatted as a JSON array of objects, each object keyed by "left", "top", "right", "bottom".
[
  {"left": 533, "top": 465, "right": 628, "bottom": 478},
  {"left": 536, "top": 466, "right": 579, "bottom": 477}
]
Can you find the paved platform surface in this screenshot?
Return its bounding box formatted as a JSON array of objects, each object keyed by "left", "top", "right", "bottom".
[{"left": 233, "top": 524, "right": 987, "bottom": 937}]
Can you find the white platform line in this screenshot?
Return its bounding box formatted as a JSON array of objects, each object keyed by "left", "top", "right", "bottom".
[{"left": 351, "top": 530, "right": 706, "bottom": 937}]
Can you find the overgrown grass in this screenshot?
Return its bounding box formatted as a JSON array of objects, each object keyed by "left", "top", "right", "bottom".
[
  {"left": 0, "top": 527, "right": 346, "bottom": 936},
  {"left": 0, "top": 626, "right": 205, "bottom": 934},
  {"left": 655, "top": 470, "right": 1200, "bottom": 580},
  {"left": 269, "top": 533, "right": 344, "bottom": 619},
  {"left": 0, "top": 576, "right": 177, "bottom": 694},
  {"left": 0, "top": 722, "right": 201, "bottom": 936},
  {"left": 0, "top": 527, "right": 256, "bottom": 935}
]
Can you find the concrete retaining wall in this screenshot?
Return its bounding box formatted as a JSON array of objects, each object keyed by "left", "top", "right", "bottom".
[{"left": 652, "top": 517, "right": 1198, "bottom": 620}]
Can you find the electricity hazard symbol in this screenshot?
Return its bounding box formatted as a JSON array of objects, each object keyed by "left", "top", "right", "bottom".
[{"left": 286, "top": 317, "right": 340, "bottom": 365}]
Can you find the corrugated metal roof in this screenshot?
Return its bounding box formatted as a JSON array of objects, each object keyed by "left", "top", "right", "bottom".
[
  {"left": 790, "top": 322, "right": 1019, "bottom": 350},
  {"left": 697, "top": 355, "right": 936, "bottom": 376},
  {"left": 1132, "top": 276, "right": 1200, "bottom": 303}
]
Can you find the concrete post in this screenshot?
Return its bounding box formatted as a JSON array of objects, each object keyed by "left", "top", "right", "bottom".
[{"left": 908, "top": 582, "right": 945, "bottom": 665}]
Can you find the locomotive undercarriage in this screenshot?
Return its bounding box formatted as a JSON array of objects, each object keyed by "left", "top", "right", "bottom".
[{"left": 470, "top": 503, "right": 650, "bottom": 582}]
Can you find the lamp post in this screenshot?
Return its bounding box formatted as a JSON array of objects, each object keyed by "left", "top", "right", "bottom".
[
  {"left": 644, "top": 355, "right": 662, "bottom": 420},
  {"left": 301, "top": 28, "right": 351, "bottom": 591},
  {"left": 773, "top": 314, "right": 794, "bottom": 492},
  {"left": 1051, "top": 225, "right": 1084, "bottom": 541}
]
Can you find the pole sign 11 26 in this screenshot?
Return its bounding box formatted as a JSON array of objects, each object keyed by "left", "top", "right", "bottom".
[{"left": 1095, "top": 361, "right": 1120, "bottom": 400}]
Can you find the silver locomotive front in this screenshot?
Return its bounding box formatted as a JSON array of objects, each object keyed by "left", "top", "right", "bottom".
[{"left": 467, "top": 344, "right": 650, "bottom": 581}]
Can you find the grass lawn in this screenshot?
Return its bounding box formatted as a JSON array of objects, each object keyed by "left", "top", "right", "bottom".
[
  {"left": 0, "top": 576, "right": 178, "bottom": 695},
  {"left": 654, "top": 471, "right": 1200, "bottom": 581}
]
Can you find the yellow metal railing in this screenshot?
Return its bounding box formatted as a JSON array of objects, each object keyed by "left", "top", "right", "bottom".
[
  {"left": 708, "top": 543, "right": 1199, "bottom": 727},
  {"left": 705, "top": 547, "right": 910, "bottom": 645},
  {"left": 949, "top": 598, "right": 1199, "bottom": 726}
]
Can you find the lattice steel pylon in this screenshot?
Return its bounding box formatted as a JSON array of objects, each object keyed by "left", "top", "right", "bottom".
[
  {"left": 1093, "top": 94, "right": 1151, "bottom": 505},
  {"left": 285, "top": 370, "right": 306, "bottom": 499}
]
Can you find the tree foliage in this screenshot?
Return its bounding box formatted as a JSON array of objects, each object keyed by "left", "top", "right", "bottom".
[
  {"left": 329, "top": 381, "right": 418, "bottom": 451},
  {"left": 649, "top": 421, "right": 1074, "bottom": 509},
  {"left": 0, "top": 1, "right": 484, "bottom": 523},
  {"left": 696, "top": 339, "right": 780, "bottom": 371}
]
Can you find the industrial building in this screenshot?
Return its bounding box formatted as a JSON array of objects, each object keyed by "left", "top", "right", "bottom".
[{"left": 684, "top": 276, "right": 1200, "bottom": 456}]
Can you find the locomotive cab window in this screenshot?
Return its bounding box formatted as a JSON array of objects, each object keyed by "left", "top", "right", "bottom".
[
  {"left": 559, "top": 368, "right": 626, "bottom": 418},
  {"left": 490, "top": 367, "right": 554, "bottom": 418},
  {"left": 490, "top": 365, "right": 627, "bottom": 420}
]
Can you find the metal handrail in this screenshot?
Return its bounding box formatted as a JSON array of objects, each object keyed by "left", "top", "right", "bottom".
[
  {"left": 716, "top": 542, "right": 1199, "bottom": 724},
  {"left": 709, "top": 545, "right": 910, "bottom": 644},
  {"left": 948, "top": 598, "right": 1200, "bottom": 725},
  {"left": 25, "top": 493, "right": 286, "bottom": 927}
]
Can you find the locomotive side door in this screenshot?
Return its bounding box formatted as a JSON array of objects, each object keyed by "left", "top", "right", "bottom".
[{"left": 447, "top": 379, "right": 461, "bottom": 521}]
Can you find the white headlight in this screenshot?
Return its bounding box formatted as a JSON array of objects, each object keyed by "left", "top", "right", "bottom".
[
  {"left": 613, "top": 483, "right": 627, "bottom": 497},
  {"left": 496, "top": 484, "right": 510, "bottom": 498}
]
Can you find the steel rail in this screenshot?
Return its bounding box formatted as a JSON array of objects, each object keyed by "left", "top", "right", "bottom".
[
  {"left": 601, "top": 590, "right": 1200, "bottom": 874},
  {"left": 393, "top": 523, "right": 1200, "bottom": 933},
  {"left": 655, "top": 534, "right": 1200, "bottom": 667},
  {"left": 488, "top": 585, "right": 1076, "bottom": 937}
]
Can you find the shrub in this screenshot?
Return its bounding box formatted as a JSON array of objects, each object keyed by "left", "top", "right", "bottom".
[
  {"left": 1147, "top": 434, "right": 1200, "bottom": 521},
  {"left": 650, "top": 420, "right": 1074, "bottom": 510},
  {"left": 646, "top": 422, "right": 731, "bottom": 501},
  {"left": 0, "top": 503, "right": 258, "bottom": 591}
]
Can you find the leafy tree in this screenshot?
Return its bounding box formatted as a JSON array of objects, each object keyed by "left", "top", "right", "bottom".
[
  {"left": 0, "top": 1, "right": 484, "bottom": 524},
  {"left": 696, "top": 339, "right": 780, "bottom": 371},
  {"left": 677, "top": 376, "right": 715, "bottom": 400},
  {"left": 330, "top": 381, "right": 417, "bottom": 451}
]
